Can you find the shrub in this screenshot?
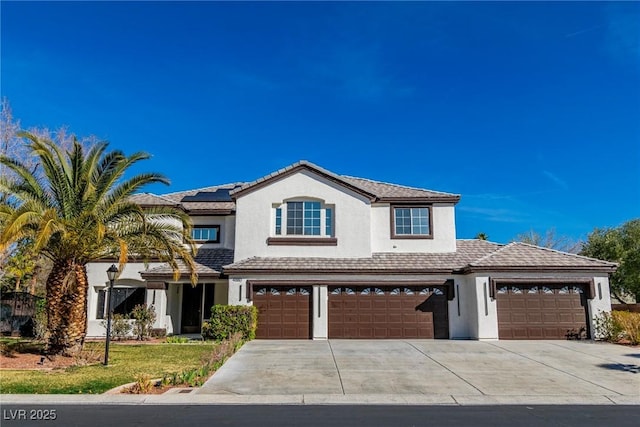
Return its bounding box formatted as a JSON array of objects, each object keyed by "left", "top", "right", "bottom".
[
  {"left": 594, "top": 311, "right": 623, "bottom": 341},
  {"left": 127, "top": 374, "right": 156, "bottom": 394},
  {"left": 166, "top": 336, "right": 190, "bottom": 344},
  {"left": 594, "top": 310, "right": 640, "bottom": 345},
  {"left": 130, "top": 304, "right": 157, "bottom": 340},
  {"left": 101, "top": 314, "right": 132, "bottom": 340},
  {"left": 161, "top": 332, "right": 244, "bottom": 388},
  {"left": 150, "top": 328, "right": 167, "bottom": 338},
  {"left": 612, "top": 310, "right": 640, "bottom": 345},
  {"left": 201, "top": 305, "right": 257, "bottom": 341}
]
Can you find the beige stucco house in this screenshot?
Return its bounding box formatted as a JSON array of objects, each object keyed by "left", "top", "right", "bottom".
[{"left": 85, "top": 161, "right": 616, "bottom": 340}]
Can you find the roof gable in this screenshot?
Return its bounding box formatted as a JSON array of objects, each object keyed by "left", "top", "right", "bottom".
[
  {"left": 229, "top": 160, "right": 460, "bottom": 203},
  {"left": 229, "top": 160, "right": 378, "bottom": 201},
  {"left": 131, "top": 161, "right": 461, "bottom": 209}
]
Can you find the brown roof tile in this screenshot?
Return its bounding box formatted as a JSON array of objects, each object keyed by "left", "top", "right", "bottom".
[
  {"left": 223, "top": 240, "right": 501, "bottom": 273},
  {"left": 132, "top": 161, "right": 460, "bottom": 208},
  {"left": 229, "top": 160, "right": 460, "bottom": 202},
  {"left": 223, "top": 240, "right": 616, "bottom": 274},
  {"left": 340, "top": 176, "right": 460, "bottom": 201},
  {"left": 466, "top": 242, "right": 617, "bottom": 271},
  {"left": 140, "top": 248, "right": 234, "bottom": 279}
]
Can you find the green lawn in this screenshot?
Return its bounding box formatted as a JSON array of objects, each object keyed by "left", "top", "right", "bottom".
[{"left": 0, "top": 341, "right": 218, "bottom": 394}]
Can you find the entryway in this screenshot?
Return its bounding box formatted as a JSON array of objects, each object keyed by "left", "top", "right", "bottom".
[{"left": 181, "top": 284, "right": 216, "bottom": 334}]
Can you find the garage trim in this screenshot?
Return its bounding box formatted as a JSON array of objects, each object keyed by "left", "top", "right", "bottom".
[
  {"left": 247, "top": 279, "right": 455, "bottom": 300},
  {"left": 489, "top": 277, "right": 595, "bottom": 300}
]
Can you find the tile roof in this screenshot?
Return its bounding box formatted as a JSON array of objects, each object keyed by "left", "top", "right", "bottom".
[
  {"left": 136, "top": 240, "right": 615, "bottom": 280},
  {"left": 340, "top": 176, "right": 460, "bottom": 201},
  {"left": 228, "top": 160, "right": 460, "bottom": 202},
  {"left": 223, "top": 240, "right": 616, "bottom": 274},
  {"left": 465, "top": 242, "right": 617, "bottom": 271},
  {"left": 224, "top": 240, "right": 501, "bottom": 273},
  {"left": 129, "top": 193, "right": 178, "bottom": 206},
  {"left": 131, "top": 161, "right": 460, "bottom": 209},
  {"left": 140, "top": 248, "right": 234, "bottom": 279},
  {"left": 130, "top": 183, "right": 244, "bottom": 212}
]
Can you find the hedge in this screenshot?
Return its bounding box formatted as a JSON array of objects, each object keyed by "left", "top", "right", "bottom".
[{"left": 201, "top": 305, "right": 257, "bottom": 341}]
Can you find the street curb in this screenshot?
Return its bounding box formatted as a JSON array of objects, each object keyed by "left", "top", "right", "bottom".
[{"left": 2, "top": 393, "right": 638, "bottom": 406}]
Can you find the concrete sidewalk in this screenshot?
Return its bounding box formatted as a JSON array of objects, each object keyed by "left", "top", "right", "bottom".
[{"left": 2, "top": 340, "right": 638, "bottom": 406}]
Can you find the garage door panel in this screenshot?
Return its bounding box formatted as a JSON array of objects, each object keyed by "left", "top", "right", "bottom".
[
  {"left": 526, "top": 300, "right": 541, "bottom": 309},
  {"left": 388, "top": 314, "right": 402, "bottom": 323},
  {"left": 527, "top": 327, "right": 544, "bottom": 339},
  {"left": 497, "top": 283, "right": 588, "bottom": 340},
  {"left": 359, "top": 313, "right": 373, "bottom": 323},
  {"left": 373, "top": 314, "right": 387, "bottom": 322},
  {"left": 557, "top": 312, "right": 574, "bottom": 323},
  {"left": 388, "top": 300, "right": 402, "bottom": 309},
  {"left": 509, "top": 300, "right": 526, "bottom": 309},
  {"left": 328, "top": 286, "right": 447, "bottom": 339},
  {"left": 527, "top": 313, "right": 542, "bottom": 323},
  {"left": 511, "top": 313, "right": 527, "bottom": 323},
  {"left": 254, "top": 287, "right": 311, "bottom": 339}
]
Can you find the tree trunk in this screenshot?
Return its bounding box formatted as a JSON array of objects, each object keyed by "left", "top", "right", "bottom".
[
  {"left": 45, "top": 260, "right": 88, "bottom": 356},
  {"left": 14, "top": 277, "right": 21, "bottom": 292},
  {"left": 30, "top": 275, "right": 37, "bottom": 295}
]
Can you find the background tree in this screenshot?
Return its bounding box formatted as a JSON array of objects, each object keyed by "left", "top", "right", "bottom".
[
  {"left": 475, "top": 232, "right": 488, "bottom": 240},
  {"left": 514, "top": 228, "right": 582, "bottom": 254},
  {"left": 580, "top": 219, "right": 640, "bottom": 303},
  {"left": 0, "top": 99, "right": 83, "bottom": 293},
  {"left": 1, "top": 238, "right": 38, "bottom": 292},
  {"left": 0, "top": 132, "right": 197, "bottom": 355}
]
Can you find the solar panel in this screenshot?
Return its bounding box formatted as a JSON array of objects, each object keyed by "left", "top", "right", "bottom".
[{"left": 181, "top": 189, "right": 233, "bottom": 202}]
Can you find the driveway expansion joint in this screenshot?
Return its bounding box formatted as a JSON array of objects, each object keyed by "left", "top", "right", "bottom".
[
  {"left": 484, "top": 341, "right": 625, "bottom": 396},
  {"left": 404, "top": 341, "right": 486, "bottom": 396},
  {"left": 327, "top": 340, "right": 346, "bottom": 395}
]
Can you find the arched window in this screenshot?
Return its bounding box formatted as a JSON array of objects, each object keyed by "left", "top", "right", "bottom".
[{"left": 274, "top": 199, "right": 334, "bottom": 237}]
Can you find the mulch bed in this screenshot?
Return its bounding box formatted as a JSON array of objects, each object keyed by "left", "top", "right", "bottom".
[{"left": 0, "top": 353, "right": 77, "bottom": 370}]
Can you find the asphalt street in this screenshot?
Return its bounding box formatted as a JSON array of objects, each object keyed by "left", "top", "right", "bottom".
[{"left": 2, "top": 404, "right": 638, "bottom": 427}]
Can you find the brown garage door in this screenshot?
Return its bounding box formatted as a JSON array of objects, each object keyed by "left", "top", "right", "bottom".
[
  {"left": 328, "top": 285, "right": 449, "bottom": 339},
  {"left": 253, "top": 286, "right": 311, "bottom": 339},
  {"left": 496, "top": 283, "right": 589, "bottom": 339}
]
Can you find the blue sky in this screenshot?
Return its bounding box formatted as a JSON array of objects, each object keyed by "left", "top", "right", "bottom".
[{"left": 2, "top": 1, "right": 639, "bottom": 244}]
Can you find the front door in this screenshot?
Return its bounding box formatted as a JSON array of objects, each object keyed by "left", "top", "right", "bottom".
[{"left": 181, "top": 284, "right": 203, "bottom": 334}]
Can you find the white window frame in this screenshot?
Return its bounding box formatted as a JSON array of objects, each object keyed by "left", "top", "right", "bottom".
[{"left": 273, "top": 199, "right": 334, "bottom": 238}]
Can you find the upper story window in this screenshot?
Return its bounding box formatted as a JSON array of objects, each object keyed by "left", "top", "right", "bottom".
[
  {"left": 275, "top": 201, "right": 333, "bottom": 236},
  {"left": 191, "top": 225, "right": 220, "bottom": 243},
  {"left": 272, "top": 200, "right": 334, "bottom": 240},
  {"left": 391, "top": 206, "right": 432, "bottom": 239}
]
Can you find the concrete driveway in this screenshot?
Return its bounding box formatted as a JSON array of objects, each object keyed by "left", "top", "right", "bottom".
[{"left": 197, "top": 340, "right": 639, "bottom": 404}]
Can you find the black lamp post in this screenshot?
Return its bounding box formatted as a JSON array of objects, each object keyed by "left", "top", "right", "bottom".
[{"left": 104, "top": 264, "right": 118, "bottom": 366}]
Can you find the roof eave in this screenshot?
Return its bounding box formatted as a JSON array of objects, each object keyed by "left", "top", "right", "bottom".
[
  {"left": 377, "top": 196, "right": 461, "bottom": 204},
  {"left": 223, "top": 267, "right": 455, "bottom": 275},
  {"left": 461, "top": 265, "right": 617, "bottom": 274},
  {"left": 184, "top": 209, "right": 235, "bottom": 216},
  {"left": 140, "top": 271, "right": 223, "bottom": 280}
]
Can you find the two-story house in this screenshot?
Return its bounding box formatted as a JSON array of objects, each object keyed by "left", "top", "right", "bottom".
[{"left": 85, "top": 161, "right": 615, "bottom": 340}]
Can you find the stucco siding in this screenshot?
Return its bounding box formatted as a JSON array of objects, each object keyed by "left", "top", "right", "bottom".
[
  {"left": 234, "top": 170, "right": 372, "bottom": 260},
  {"left": 370, "top": 204, "right": 456, "bottom": 253},
  {"left": 191, "top": 215, "right": 236, "bottom": 249}
]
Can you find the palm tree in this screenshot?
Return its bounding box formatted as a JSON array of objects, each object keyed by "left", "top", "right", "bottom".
[{"left": 0, "top": 132, "right": 196, "bottom": 355}]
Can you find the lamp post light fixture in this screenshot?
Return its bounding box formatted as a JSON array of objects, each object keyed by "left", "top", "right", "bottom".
[{"left": 104, "top": 264, "right": 119, "bottom": 366}]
